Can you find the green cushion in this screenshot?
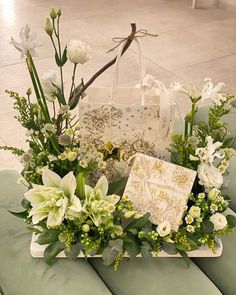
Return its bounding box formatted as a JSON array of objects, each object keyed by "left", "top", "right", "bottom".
[
  {"left": 193, "top": 209, "right": 236, "bottom": 295},
  {"left": 0, "top": 170, "right": 111, "bottom": 295},
  {"left": 90, "top": 257, "right": 221, "bottom": 295}
]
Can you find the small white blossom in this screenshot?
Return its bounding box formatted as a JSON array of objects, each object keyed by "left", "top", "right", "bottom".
[
  {"left": 98, "top": 161, "right": 107, "bottom": 170},
  {"left": 79, "top": 159, "right": 88, "bottom": 168},
  {"left": 67, "top": 40, "right": 91, "bottom": 64},
  {"left": 26, "top": 129, "right": 34, "bottom": 137},
  {"left": 185, "top": 215, "right": 194, "bottom": 224},
  {"left": 210, "top": 204, "right": 218, "bottom": 213},
  {"left": 186, "top": 225, "right": 195, "bottom": 233}
]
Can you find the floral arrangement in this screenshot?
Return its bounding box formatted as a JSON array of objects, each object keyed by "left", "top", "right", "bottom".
[{"left": 2, "top": 9, "right": 236, "bottom": 269}]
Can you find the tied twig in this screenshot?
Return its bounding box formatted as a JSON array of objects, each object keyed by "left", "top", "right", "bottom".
[{"left": 107, "top": 29, "right": 158, "bottom": 53}]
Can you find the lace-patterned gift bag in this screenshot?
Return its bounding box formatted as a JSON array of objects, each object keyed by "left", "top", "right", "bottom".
[{"left": 79, "top": 39, "right": 175, "bottom": 181}]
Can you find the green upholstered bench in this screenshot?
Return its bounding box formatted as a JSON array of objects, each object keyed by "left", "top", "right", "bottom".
[{"left": 0, "top": 170, "right": 222, "bottom": 295}]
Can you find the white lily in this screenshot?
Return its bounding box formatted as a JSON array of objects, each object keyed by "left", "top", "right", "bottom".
[
  {"left": 25, "top": 169, "right": 82, "bottom": 227},
  {"left": 200, "top": 78, "right": 225, "bottom": 104},
  {"left": 10, "top": 24, "right": 39, "bottom": 59},
  {"left": 190, "top": 136, "right": 224, "bottom": 165},
  {"left": 82, "top": 176, "right": 120, "bottom": 226}
]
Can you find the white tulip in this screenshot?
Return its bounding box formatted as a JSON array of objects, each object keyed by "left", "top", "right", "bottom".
[
  {"left": 208, "top": 188, "right": 220, "bottom": 201},
  {"left": 67, "top": 39, "right": 91, "bottom": 64},
  {"left": 156, "top": 220, "right": 171, "bottom": 237},
  {"left": 210, "top": 213, "right": 227, "bottom": 231},
  {"left": 189, "top": 206, "right": 201, "bottom": 218}
]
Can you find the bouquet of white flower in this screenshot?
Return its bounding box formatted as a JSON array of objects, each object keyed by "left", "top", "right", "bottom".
[{"left": 1, "top": 8, "right": 236, "bottom": 270}]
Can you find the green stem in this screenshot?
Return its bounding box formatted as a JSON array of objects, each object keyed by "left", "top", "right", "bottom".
[
  {"left": 28, "top": 55, "right": 51, "bottom": 121},
  {"left": 69, "top": 63, "right": 77, "bottom": 99},
  {"left": 189, "top": 103, "right": 196, "bottom": 136},
  {"left": 26, "top": 56, "right": 48, "bottom": 120}
]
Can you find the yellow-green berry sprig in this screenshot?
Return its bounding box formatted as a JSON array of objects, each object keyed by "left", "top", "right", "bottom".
[
  {"left": 114, "top": 253, "right": 123, "bottom": 271},
  {"left": 208, "top": 238, "right": 216, "bottom": 254}
]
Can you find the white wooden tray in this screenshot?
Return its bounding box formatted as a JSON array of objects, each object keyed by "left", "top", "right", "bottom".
[{"left": 30, "top": 233, "right": 223, "bottom": 258}]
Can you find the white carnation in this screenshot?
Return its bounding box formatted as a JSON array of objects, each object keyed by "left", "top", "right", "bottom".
[
  {"left": 198, "top": 163, "right": 223, "bottom": 189},
  {"left": 210, "top": 213, "right": 227, "bottom": 231},
  {"left": 67, "top": 40, "right": 91, "bottom": 64}
]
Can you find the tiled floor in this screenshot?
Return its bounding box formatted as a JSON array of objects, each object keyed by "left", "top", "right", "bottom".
[{"left": 0, "top": 0, "right": 235, "bottom": 171}]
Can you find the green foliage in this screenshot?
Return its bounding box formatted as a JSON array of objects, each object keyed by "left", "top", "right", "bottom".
[
  {"left": 108, "top": 177, "right": 128, "bottom": 195},
  {"left": 8, "top": 209, "right": 28, "bottom": 219},
  {"left": 44, "top": 241, "right": 65, "bottom": 265},
  {"left": 36, "top": 229, "right": 61, "bottom": 245},
  {"left": 226, "top": 215, "right": 236, "bottom": 228}
]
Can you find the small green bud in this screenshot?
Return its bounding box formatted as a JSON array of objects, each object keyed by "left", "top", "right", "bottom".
[
  {"left": 50, "top": 8, "right": 57, "bottom": 19},
  {"left": 44, "top": 18, "right": 53, "bottom": 36},
  {"left": 26, "top": 88, "right": 32, "bottom": 96},
  {"left": 57, "top": 8, "right": 62, "bottom": 16},
  {"left": 82, "top": 224, "right": 90, "bottom": 233},
  {"left": 215, "top": 120, "right": 224, "bottom": 128}
]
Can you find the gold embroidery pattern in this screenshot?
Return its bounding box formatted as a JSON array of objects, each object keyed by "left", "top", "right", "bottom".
[{"left": 172, "top": 166, "right": 192, "bottom": 189}]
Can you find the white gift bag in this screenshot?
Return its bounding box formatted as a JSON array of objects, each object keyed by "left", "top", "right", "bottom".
[{"left": 79, "top": 38, "right": 175, "bottom": 181}]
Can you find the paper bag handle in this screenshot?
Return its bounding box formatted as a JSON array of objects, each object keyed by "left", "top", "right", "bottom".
[{"left": 111, "top": 38, "right": 146, "bottom": 105}]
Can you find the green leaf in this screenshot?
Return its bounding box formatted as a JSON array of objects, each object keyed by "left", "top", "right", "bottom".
[
  {"left": 128, "top": 229, "right": 138, "bottom": 235},
  {"left": 27, "top": 227, "right": 42, "bottom": 234},
  {"left": 76, "top": 172, "right": 86, "bottom": 198},
  {"left": 8, "top": 209, "right": 28, "bottom": 219},
  {"left": 65, "top": 243, "right": 82, "bottom": 259},
  {"left": 109, "top": 239, "right": 123, "bottom": 252},
  {"left": 55, "top": 51, "right": 61, "bottom": 67},
  {"left": 186, "top": 238, "right": 198, "bottom": 251},
  {"left": 44, "top": 241, "right": 64, "bottom": 265},
  {"left": 108, "top": 177, "right": 128, "bottom": 195},
  {"left": 201, "top": 220, "right": 214, "bottom": 234},
  {"left": 123, "top": 235, "right": 140, "bottom": 258},
  {"left": 162, "top": 242, "right": 177, "bottom": 255},
  {"left": 102, "top": 247, "right": 117, "bottom": 265},
  {"left": 61, "top": 46, "right": 67, "bottom": 66},
  {"left": 141, "top": 241, "right": 152, "bottom": 259},
  {"left": 177, "top": 250, "right": 190, "bottom": 268},
  {"left": 36, "top": 229, "right": 61, "bottom": 245},
  {"left": 21, "top": 198, "right": 31, "bottom": 209},
  {"left": 222, "top": 137, "right": 236, "bottom": 148},
  {"left": 69, "top": 82, "right": 83, "bottom": 109},
  {"left": 126, "top": 213, "right": 151, "bottom": 230},
  {"left": 226, "top": 214, "right": 236, "bottom": 228}
]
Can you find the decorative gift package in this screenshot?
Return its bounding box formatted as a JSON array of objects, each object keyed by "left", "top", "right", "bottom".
[
  {"left": 79, "top": 39, "right": 175, "bottom": 180},
  {"left": 123, "top": 153, "right": 197, "bottom": 231}
]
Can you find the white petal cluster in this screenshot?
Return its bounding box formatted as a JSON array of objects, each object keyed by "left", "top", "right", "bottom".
[
  {"left": 25, "top": 169, "right": 82, "bottom": 227},
  {"left": 41, "top": 70, "right": 59, "bottom": 102},
  {"left": 67, "top": 39, "right": 91, "bottom": 64},
  {"left": 10, "top": 24, "right": 39, "bottom": 59},
  {"left": 210, "top": 213, "right": 227, "bottom": 231}
]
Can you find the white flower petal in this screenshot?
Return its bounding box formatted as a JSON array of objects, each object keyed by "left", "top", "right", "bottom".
[
  {"left": 59, "top": 171, "right": 76, "bottom": 198},
  {"left": 94, "top": 175, "right": 108, "bottom": 197},
  {"left": 42, "top": 168, "right": 61, "bottom": 187}
]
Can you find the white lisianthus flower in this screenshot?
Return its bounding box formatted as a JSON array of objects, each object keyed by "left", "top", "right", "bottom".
[
  {"left": 10, "top": 24, "right": 39, "bottom": 59},
  {"left": 207, "top": 188, "right": 220, "bottom": 201},
  {"left": 198, "top": 163, "right": 223, "bottom": 189},
  {"left": 41, "top": 70, "right": 59, "bottom": 102},
  {"left": 189, "top": 206, "right": 201, "bottom": 218},
  {"left": 67, "top": 40, "right": 91, "bottom": 64},
  {"left": 210, "top": 213, "right": 227, "bottom": 231},
  {"left": 25, "top": 169, "right": 82, "bottom": 227},
  {"left": 156, "top": 220, "right": 171, "bottom": 237}
]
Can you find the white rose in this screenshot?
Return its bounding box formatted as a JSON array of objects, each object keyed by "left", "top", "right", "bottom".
[
  {"left": 207, "top": 188, "right": 220, "bottom": 201},
  {"left": 210, "top": 213, "right": 227, "bottom": 231},
  {"left": 156, "top": 220, "right": 171, "bottom": 237},
  {"left": 67, "top": 40, "right": 91, "bottom": 64},
  {"left": 198, "top": 163, "right": 223, "bottom": 189},
  {"left": 189, "top": 206, "right": 201, "bottom": 218},
  {"left": 41, "top": 70, "right": 59, "bottom": 102}
]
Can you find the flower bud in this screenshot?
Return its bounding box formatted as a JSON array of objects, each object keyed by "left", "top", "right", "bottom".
[
  {"left": 26, "top": 87, "right": 32, "bottom": 96},
  {"left": 57, "top": 8, "right": 62, "bottom": 16},
  {"left": 208, "top": 188, "right": 220, "bottom": 201},
  {"left": 50, "top": 8, "right": 57, "bottom": 19},
  {"left": 44, "top": 18, "right": 53, "bottom": 36},
  {"left": 82, "top": 224, "right": 90, "bottom": 232}
]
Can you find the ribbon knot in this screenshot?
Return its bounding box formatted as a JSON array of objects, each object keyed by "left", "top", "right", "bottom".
[{"left": 107, "top": 29, "right": 158, "bottom": 53}]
